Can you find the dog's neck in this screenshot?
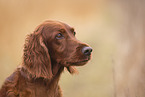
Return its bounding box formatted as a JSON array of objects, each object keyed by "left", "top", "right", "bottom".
[
  {"left": 18, "top": 65, "right": 64, "bottom": 96},
  {"left": 48, "top": 65, "right": 64, "bottom": 89},
  {"left": 52, "top": 63, "right": 64, "bottom": 75},
  {"left": 20, "top": 64, "right": 64, "bottom": 83}
]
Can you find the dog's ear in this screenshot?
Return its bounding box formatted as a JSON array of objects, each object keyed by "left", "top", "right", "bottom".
[{"left": 23, "top": 26, "right": 53, "bottom": 79}]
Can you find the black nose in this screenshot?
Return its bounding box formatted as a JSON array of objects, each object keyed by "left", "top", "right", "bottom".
[{"left": 82, "top": 46, "right": 92, "bottom": 56}]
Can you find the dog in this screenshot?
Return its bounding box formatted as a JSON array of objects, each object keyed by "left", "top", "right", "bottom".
[{"left": 0, "top": 20, "right": 92, "bottom": 97}]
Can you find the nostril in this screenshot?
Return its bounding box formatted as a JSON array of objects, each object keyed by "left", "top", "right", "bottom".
[{"left": 82, "top": 47, "right": 92, "bottom": 56}]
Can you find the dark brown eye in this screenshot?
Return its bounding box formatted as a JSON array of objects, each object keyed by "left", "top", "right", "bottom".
[{"left": 56, "top": 33, "right": 64, "bottom": 39}]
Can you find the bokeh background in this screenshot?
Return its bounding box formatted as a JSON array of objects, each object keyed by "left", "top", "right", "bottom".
[{"left": 0, "top": 0, "right": 145, "bottom": 97}]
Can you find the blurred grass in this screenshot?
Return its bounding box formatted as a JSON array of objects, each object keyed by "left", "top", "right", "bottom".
[{"left": 0, "top": 0, "right": 116, "bottom": 97}]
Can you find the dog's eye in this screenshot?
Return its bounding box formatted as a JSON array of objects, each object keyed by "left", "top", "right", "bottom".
[
  {"left": 73, "top": 32, "right": 76, "bottom": 36},
  {"left": 56, "top": 33, "right": 64, "bottom": 39}
]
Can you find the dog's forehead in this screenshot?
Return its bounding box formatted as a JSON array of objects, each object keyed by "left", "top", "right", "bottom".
[{"left": 44, "top": 20, "right": 73, "bottom": 30}]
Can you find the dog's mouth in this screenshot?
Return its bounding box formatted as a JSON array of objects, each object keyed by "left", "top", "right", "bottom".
[{"left": 67, "top": 58, "right": 90, "bottom": 66}]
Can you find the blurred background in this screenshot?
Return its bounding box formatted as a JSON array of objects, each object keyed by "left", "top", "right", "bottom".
[{"left": 0, "top": 0, "right": 145, "bottom": 97}]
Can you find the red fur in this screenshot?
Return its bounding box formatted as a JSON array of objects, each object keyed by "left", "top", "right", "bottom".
[{"left": 0, "top": 20, "right": 92, "bottom": 97}]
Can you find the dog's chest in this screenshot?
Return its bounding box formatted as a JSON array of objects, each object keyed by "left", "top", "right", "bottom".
[{"left": 19, "top": 81, "right": 60, "bottom": 97}]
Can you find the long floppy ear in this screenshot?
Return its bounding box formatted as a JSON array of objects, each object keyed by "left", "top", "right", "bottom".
[{"left": 23, "top": 26, "right": 53, "bottom": 79}]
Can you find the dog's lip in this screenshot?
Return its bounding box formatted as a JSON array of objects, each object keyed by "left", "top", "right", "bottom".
[{"left": 67, "top": 59, "right": 90, "bottom": 65}]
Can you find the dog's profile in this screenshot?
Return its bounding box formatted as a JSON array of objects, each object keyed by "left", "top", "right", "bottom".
[{"left": 0, "top": 20, "right": 92, "bottom": 97}]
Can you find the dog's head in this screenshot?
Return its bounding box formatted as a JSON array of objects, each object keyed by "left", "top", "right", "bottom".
[{"left": 23, "top": 20, "right": 92, "bottom": 79}]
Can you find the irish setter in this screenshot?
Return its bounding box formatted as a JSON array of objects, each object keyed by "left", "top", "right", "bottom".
[{"left": 0, "top": 20, "right": 92, "bottom": 97}]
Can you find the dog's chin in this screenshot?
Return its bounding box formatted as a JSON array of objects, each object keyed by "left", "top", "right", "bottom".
[{"left": 66, "top": 59, "right": 90, "bottom": 66}]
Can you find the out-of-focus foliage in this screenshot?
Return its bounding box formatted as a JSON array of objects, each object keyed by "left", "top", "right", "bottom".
[
  {"left": 0, "top": 0, "right": 118, "bottom": 97},
  {"left": 113, "top": 0, "right": 145, "bottom": 97}
]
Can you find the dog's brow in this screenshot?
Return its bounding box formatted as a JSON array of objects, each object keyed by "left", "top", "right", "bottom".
[{"left": 70, "top": 28, "right": 74, "bottom": 32}]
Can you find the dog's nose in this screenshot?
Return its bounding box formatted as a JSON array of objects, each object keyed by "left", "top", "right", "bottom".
[{"left": 82, "top": 46, "right": 92, "bottom": 56}]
